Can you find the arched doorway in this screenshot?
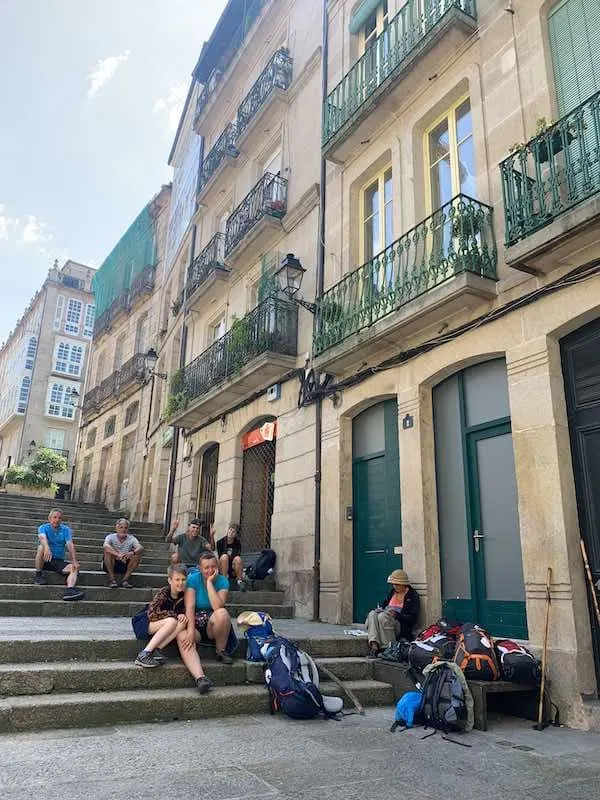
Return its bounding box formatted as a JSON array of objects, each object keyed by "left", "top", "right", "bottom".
[
  {"left": 561, "top": 317, "right": 600, "bottom": 684},
  {"left": 433, "top": 358, "right": 526, "bottom": 638},
  {"left": 352, "top": 399, "right": 401, "bottom": 623},
  {"left": 239, "top": 420, "right": 277, "bottom": 552},
  {"left": 196, "top": 444, "right": 219, "bottom": 525}
]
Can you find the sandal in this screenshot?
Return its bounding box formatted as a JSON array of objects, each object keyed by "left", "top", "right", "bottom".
[{"left": 109, "top": 580, "right": 118, "bottom": 589}]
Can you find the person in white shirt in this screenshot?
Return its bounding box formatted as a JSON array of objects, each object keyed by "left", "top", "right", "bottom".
[{"left": 102, "top": 518, "right": 144, "bottom": 588}]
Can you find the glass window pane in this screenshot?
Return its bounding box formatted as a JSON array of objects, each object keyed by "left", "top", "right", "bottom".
[
  {"left": 455, "top": 99, "right": 472, "bottom": 143},
  {"left": 364, "top": 215, "right": 380, "bottom": 261},
  {"left": 364, "top": 11, "right": 377, "bottom": 39},
  {"left": 428, "top": 119, "right": 450, "bottom": 165},
  {"left": 385, "top": 198, "right": 393, "bottom": 248},
  {"left": 384, "top": 169, "right": 393, "bottom": 203},
  {"left": 431, "top": 155, "right": 453, "bottom": 208},
  {"left": 458, "top": 137, "right": 476, "bottom": 197},
  {"left": 364, "top": 181, "right": 379, "bottom": 219}
]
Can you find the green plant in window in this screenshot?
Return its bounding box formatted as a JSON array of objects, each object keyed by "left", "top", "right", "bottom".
[
  {"left": 164, "top": 368, "right": 188, "bottom": 420},
  {"left": 227, "top": 315, "right": 252, "bottom": 371}
]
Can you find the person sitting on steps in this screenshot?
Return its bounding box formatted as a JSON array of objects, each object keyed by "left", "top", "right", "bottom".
[
  {"left": 365, "top": 569, "right": 420, "bottom": 659},
  {"left": 213, "top": 522, "right": 245, "bottom": 590},
  {"left": 165, "top": 515, "right": 212, "bottom": 571},
  {"left": 181, "top": 550, "right": 238, "bottom": 664},
  {"left": 102, "top": 518, "right": 144, "bottom": 588},
  {"left": 34, "top": 507, "right": 85, "bottom": 601},
  {"left": 132, "top": 564, "right": 213, "bottom": 694}
]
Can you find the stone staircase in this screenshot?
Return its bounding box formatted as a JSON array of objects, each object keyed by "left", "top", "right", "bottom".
[{"left": 0, "top": 494, "right": 394, "bottom": 732}]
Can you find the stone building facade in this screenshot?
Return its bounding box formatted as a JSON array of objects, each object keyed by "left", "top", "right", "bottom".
[
  {"left": 0, "top": 260, "right": 95, "bottom": 492},
  {"left": 315, "top": 0, "right": 600, "bottom": 727},
  {"left": 75, "top": 185, "right": 173, "bottom": 520}
]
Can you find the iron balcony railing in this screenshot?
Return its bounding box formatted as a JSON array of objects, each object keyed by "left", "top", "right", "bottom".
[
  {"left": 323, "top": 0, "right": 476, "bottom": 145},
  {"left": 199, "top": 124, "right": 239, "bottom": 190},
  {"left": 47, "top": 448, "right": 69, "bottom": 461},
  {"left": 225, "top": 173, "right": 287, "bottom": 256},
  {"left": 83, "top": 352, "right": 146, "bottom": 415},
  {"left": 194, "top": 0, "right": 266, "bottom": 125},
  {"left": 500, "top": 90, "right": 600, "bottom": 246},
  {"left": 187, "top": 233, "right": 229, "bottom": 298},
  {"left": 237, "top": 48, "right": 293, "bottom": 138},
  {"left": 314, "top": 194, "right": 497, "bottom": 355},
  {"left": 184, "top": 297, "right": 297, "bottom": 402}
]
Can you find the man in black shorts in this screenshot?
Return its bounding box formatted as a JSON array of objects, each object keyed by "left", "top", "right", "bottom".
[{"left": 34, "top": 508, "right": 85, "bottom": 601}]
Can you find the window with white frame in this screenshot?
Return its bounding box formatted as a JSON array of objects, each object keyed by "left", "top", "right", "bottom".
[
  {"left": 210, "top": 315, "right": 226, "bottom": 342},
  {"left": 17, "top": 377, "right": 31, "bottom": 414},
  {"left": 54, "top": 296, "right": 65, "bottom": 331},
  {"left": 25, "top": 336, "right": 37, "bottom": 370},
  {"left": 64, "top": 298, "right": 83, "bottom": 335},
  {"left": 83, "top": 304, "right": 95, "bottom": 338},
  {"left": 54, "top": 341, "right": 85, "bottom": 377},
  {"left": 47, "top": 381, "right": 76, "bottom": 419},
  {"left": 44, "top": 429, "right": 65, "bottom": 451}
]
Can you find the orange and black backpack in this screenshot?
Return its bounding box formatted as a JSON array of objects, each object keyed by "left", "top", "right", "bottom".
[{"left": 453, "top": 623, "right": 499, "bottom": 681}]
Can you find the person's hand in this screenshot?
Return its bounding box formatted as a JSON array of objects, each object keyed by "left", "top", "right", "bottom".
[
  {"left": 180, "top": 632, "right": 195, "bottom": 651},
  {"left": 71, "top": 561, "right": 80, "bottom": 571},
  {"left": 177, "top": 613, "right": 187, "bottom": 623},
  {"left": 206, "top": 567, "right": 217, "bottom": 583},
  {"left": 176, "top": 616, "right": 187, "bottom": 632},
  {"left": 43, "top": 547, "right": 52, "bottom": 562}
]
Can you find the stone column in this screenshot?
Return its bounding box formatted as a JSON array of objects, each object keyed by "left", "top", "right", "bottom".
[{"left": 507, "top": 335, "right": 596, "bottom": 728}]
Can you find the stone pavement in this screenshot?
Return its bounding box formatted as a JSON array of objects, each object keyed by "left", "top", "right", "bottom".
[{"left": 1, "top": 707, "right": 600, "bottom": 800}]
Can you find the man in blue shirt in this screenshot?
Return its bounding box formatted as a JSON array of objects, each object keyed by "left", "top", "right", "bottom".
[
  {"left": 34, "top": 508, "right": 85, "bottom": 601},
  {"left": 182, "top": 550, "right": 237, "bottom": 663}
]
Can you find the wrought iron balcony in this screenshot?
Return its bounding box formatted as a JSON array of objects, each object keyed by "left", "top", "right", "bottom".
[
  {"left": 83, "top": 352, "right": 146, "bottom": 415},
  {"left": 500, "top": 90, "right": 600, "bottom": 246},
  {"left": 183, "top": 297, "right": 297, "bottom": 404},
  {"left": 186, "top": 233, "right": 230, "bottom": 299},
  {"left": 225, "top": 173, "right": 287, "bottom": 257},
  {"left": 323, "top": 0, "right": 476, "bottom": 147},
  {"left": 130, "top": 265, "right": 155, "bottom": 302},
  {"left": 47, "top": 448, "right": 69, "bottom": 462},
  {"left": 237, "top": 49, "right": 293, "bottom": 139},
  {"left": 314, "top": 194, "right": 497, "bottom": 355},
  {"left": 198, "top": 124, "right": 239, "bottom": 191}
]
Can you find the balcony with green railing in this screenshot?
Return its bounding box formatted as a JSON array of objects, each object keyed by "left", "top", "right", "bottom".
[
  {"left": 500, "top": 90, "right": 600, "bottom": 260},
  {"left": 314, "top": 194, "right": 497, "bottom": 364},
  {"left": 323, "top": 0, "right": 477, "bottom": 160},
  {"left": 198, "top": 124, "right": 239, "bottom": 195}
]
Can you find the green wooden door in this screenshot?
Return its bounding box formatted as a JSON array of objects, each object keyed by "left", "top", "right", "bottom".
[{"left": 352, "top": 399, "right": 401, "bottom": 623}]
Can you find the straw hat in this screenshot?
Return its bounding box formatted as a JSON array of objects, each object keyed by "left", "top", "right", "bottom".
[{"left": 387, "top": 569, "right": 410, "bottom": 586}]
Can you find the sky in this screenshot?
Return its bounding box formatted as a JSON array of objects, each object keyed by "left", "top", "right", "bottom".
[{"left": 0, "top": 0, "right": 228, "bottom": 346}]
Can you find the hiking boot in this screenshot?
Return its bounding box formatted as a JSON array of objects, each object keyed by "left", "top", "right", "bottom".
[
  {"left": 153, "top": 649, "right": 167, "bottom": 664},
  {"left": 367, "top": 643, "right": 380, "bottom": 660},
  {"left": 135, "top": 651, "right": 160, "bottom": 668},
  {"left": 108, "top": 579, "right": 118, "bottom": 589},
  {"left": 121, "top": 580, "right": 133, "bottom": 589},
  {"left": 237, "top": 579, "right": 247, "bottom": 592},
  {"left": 196, "top": 675, "right": 214, "bottom": 694},
  {"left": 34, "top": 572, "right": 46, "bottom": 585},
  {"left": 63, "top": 587, "right": 85, "bottom": 601},
  {"left": 216, "top": 649, "right": 234, "bottom": 665}
]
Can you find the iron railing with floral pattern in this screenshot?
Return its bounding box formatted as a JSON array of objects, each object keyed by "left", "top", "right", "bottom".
[
  {"left": 199, "top": 124, "right": 239, "bottom": 191},
  {"left": 225, "top": 173, "right": 287, "bottom": 256},
  {"left": 83, "top": 352, "right": 146, "bottom": 415},
  {"left": 314, "top": 194, "right": 497, "bottom": 355},
  {"left": 500, "top": 90, "right": 600, "bottom": 245},
  {"left": 237, "top": 48, "right": 293, "bottom": 138}
]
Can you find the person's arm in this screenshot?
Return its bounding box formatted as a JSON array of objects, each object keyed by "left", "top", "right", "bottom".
[
  {"left": 37, "top": 527, "right": 52, "bottom": 561},
  {"left": 147, "top": 588, "right": 175, "bottom": 621},
  {"left": 182, "top": 587, "right": 196, "bottom": 650},
  {"left": 394, "top": 589, "right": 419, "bottom": 626},
  {"left": 165, "top": 516, "right": 180, "bottom": 543},
  {"left": 380, "top": 588, "right": 393, "bottom": 610},
  {"left": 206, "top": 569, "right": 227, "bottom": 611},
  {"left": 209, "top": 525, "right": 216, "bottom": 551},
  {"left": 103, "top": 535, "right": 124, "bottom": 559},
  {"left": 125, "top": 536, "right": 144, "bottom": 559}
]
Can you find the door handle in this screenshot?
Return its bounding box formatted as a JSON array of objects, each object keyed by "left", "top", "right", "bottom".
[
  {"left": 473, "top": 530, "right": 485, "bottom": 553},
  {"left": 364, "top": 549, "right": 386, "bottom": 555}
]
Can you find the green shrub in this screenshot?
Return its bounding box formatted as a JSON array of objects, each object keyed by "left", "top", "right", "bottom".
[{"left": 4, "top": 447, "right": 66, "bottom": 494}]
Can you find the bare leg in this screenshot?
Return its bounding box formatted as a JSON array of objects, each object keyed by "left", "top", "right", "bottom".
[
  {"left": 62, "top": 564, "right": 79, "bottom": 588},
  {"left": 207, "top": 607, "right": 231, "bottom": 652},
  {"left": 103, "top": 551, "right": 117, "bottom": 582},
  {"left": 218, "top": 554, "right": 229, "bottom": 577},
  {"left": 146, "top": 617, "right": 178, "bottom": 651},
  {"left": 232, "top": 556, "right": 243, "bottom": 580},
  {"left": 123, "top": 552, "right": 142, "bottom": 581},
  {"left": 176, "top": 628, "right": 206, "bottom": 680},
  {"left": 170, "top": 552, "right": 180, "bottom": 565},
  {"left": 34, "top": 546, "right": 45, "bottom": 571}
]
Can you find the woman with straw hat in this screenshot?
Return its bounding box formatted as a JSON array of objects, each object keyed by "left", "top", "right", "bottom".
[{"left": 365, "top": 569, "right": 420, "bottom": 659}]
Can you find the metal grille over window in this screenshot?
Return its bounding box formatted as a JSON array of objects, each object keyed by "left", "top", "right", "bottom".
[
  {"left": 104, "top": 416, "right": 116, "bottom": 438},
  {"left": 239, "top": 423, "right": 277, "bottom": 552},
  {"left": 124, "top": 401, "right": 139, "bottom": 427},
  {"left": 197, "top": 444, "right": 219, "bottom": 526}
]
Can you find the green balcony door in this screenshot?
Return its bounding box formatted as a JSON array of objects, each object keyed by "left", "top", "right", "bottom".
[
  {"left": 352, "top": 400, "right": 401, "bottom": 623},
  {"left": 433, "top": 360, "right": 527, "bottom": 638}
]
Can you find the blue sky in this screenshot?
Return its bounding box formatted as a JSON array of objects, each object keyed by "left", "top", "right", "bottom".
[{"left": 0, "top": 0, "right": 227, "bottom": 345}]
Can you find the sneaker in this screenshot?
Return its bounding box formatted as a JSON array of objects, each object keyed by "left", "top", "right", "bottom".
[
  {"left": 237, "top": 579, "right": 247, "bottom": 592},
  {"left": 216, "top": 649, "right": 234, "bottom": 665},
  {"left": 63, "top": 587, "right": 85, "bottom": 601},
  {"left": 121, "top": 580, "right": 133, "bottom": 589},
  {"left": 34, "top": 572, "right": 46, "bottom": 585},
  {"left": 367, "top": 644, "right": 380, "bottom": 660},
  {"left": 135, "top": 651, "right": 160, "bottom": 668},
  {"left": 109, "top": 580, "right": 118, "bottom": 589},
  {"left": 153, "top": 649, "right": 167, "bottom": 665},
  {"left": 196, "top": 675, "right": 214, "bottom": 694}
]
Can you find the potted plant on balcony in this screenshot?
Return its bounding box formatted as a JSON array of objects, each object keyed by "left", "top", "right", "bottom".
[
  {"left": 226, "top": 315, "right": 253, "bottom": 372},
  {"left": 164, "top": 368, "right": 188, "bottom": 420},
  {"left": 265, "top": 197, "right": 286, "bottom": 217},
  {"left": 4, "top": 448, "right": 68, "bottom": 499},
  {"left": 532, "top": 117, "right": 578, "bottom": 164}
]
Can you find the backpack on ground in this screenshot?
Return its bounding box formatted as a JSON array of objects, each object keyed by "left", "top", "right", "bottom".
[
  {"left": 417, "top": 618, "right": 462, "bottom": 642},
  {"left": 379, "top": 639, "right": 411, "bottom": 663},
  {"left": 494, "top": 639, "right": 542, "bottom": 685},
  {"left": 236, "top": 611, "right": 274, "bottom": 662},
  {"left": 391, "top": 690, "right": 423, "bottom": 730},
  {"left": 246, "top": 549, "right": 277, "bottom": 580},
  {"left": 261, "top": 635, "right": 343, "bottom": 720},
  {"left": 421, "top": 661, "right": 474, "bottom": 734},
  {"left": 454, "top": 623, "right": 499, "bottom": 681}
]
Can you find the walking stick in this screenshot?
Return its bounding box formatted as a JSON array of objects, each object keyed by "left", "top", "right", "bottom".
[
  {"left": 319, "top": 664, "right": 365, "bottom": 715},
  {"left": 580, "top": 538, "right": 600, "bottom": 627},
  {"left": 534, "top": 567, "right": 552, "bottom": 731}
]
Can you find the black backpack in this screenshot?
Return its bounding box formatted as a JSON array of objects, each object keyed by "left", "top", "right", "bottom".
[
  {"left": 494, "top": 639, "right": 541, "bottom": 686},
  {"left": 246, "top": 549, "right": 277, "bottom": 580},
  {"left": 421, "top": 662, "right": 470, "bottom": 734}
]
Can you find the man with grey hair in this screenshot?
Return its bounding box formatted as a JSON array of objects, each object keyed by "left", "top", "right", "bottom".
[
  {"left": 34, "top": 507, "right": 85, "bottom": 601},
  {"left": 102, "top": 518, "right": 144, "bottom": 588}
]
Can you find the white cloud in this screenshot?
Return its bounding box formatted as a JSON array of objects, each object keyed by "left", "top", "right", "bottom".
[
  {"left": 153, "top": 83, "right": 187, "bottom": 135},
  {"left": 22, "top": 214, "right": 53, "bottom": 245},
  {"left": 0, "top": 204, "right": 19, "bottom": 240},
  {"left": 87, "top": 50, "right": 130, "bottom": 99}
]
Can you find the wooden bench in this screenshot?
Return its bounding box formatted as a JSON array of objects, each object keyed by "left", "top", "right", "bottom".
[{"left": 467, "top": 680, "right": 539, "bottom": 731}]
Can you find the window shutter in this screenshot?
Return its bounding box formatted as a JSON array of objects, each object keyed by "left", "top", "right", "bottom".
[
  {"left": 549, "top": 0, "right": 600, "bottom": 116},
  {"left": 349, "top": 0, "right": 383, "bottom": 34}
]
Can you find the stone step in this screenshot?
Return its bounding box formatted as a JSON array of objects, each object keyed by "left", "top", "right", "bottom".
[
  {"left": 0, "top": 599, "right": 294, "bottom": 618},
  {"left": 0, "top": 656, "right": 372, "bottom": 696},
  {"left": 0, "top": 495, "right": 108, "bottom": 512},
  {"left": 0, "top": 521, "right": 167, "bottom": 538},
  {"left": 0, "top": 679, "right": 392, "bottom": 732},
  {"left": 0, "top": 532, "right": 172, "bottom": 553},
  {"left": 0, "top": 553, "right": 171, "bottom": 572},
  {"left": 0, "top": 634, "right": 369, "bottom": 664}
]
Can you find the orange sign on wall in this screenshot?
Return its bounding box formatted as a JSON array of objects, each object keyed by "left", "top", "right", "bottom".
[{"left": 242, "top": 421, "right": 277, "bottom": 450}]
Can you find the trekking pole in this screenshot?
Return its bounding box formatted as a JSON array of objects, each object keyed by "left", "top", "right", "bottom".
[
  {"left": 580, "top": 538, "right": 600, "bottom": 627},
  {"left": 534, "top": 567, "right": 552, "bottom": 731},
  {"left": 319, "top": 664, "right": 365, "bottom": 715}
]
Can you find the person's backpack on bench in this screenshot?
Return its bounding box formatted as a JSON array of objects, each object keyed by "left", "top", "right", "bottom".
[
  {"left": 246, "top": 549, "right": 276, "bottom": 580},
  {"left": 454, "top": 623, "right": 499, "bottom": 681}
]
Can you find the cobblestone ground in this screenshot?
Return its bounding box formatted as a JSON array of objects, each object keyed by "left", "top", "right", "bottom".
[{"left": 1, "top": 706, "right": 600, "bottom": 800}]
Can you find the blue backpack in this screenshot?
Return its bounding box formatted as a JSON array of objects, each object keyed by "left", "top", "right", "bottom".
[
  {"left": 243, "top": 612, "right": 274, "bottom": 662},
  {"left": 261, "top": 636, "right": 343, "bottom": 720}
]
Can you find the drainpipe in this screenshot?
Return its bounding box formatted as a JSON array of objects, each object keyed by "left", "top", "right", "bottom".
[{"left": 312, "top": 0, "right": 328, "bottom": 621}]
